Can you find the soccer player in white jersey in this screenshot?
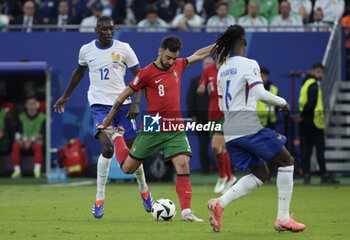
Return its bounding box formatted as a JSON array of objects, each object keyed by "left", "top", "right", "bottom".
[
  {"left": 207, "top": 25, "right": 306, "bottom": 233},
  {"left": 53, "top": 16, "right": 153, "bottom": 219}
]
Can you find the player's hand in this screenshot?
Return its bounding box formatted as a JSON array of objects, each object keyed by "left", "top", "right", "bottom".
[
  {"left": 293, "top": 113, "right": 303, "bottom": 123},
  {"left": 126, "top": 103, "right": 139, "bottom": 120},
  {"left": 280, "top": 103, "right": 290, "bottom": 116},
  {"left": 53, "top": 96, "right": 68, "bottom": 114}
]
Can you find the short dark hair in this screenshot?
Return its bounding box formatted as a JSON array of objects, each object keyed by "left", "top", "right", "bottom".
[
  {"left": 147, "top": 9, "right": 158, "bottom": 16},
  {"left": 25, "top": 94, "right": 37, "bottom": 102},
  {"left": 96, "top": 16, "right": 113, "bottom": 28},
  {"left": 215, "top": 2, "right": 228, "bottom": 10},
  {"left": 260, "top": 67, "right": 269, "bottom": 75},
  {"left": 161, "top": 36, "right": 182, "bottom": 52},
  {"left": 312, "top": 62, "right": 324, "bottom": 70}
]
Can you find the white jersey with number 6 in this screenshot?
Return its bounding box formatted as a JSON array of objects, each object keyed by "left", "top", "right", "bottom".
[
  {"left": 78, "top": 39, "right": 139, "bottom": 106},
  {"left": 217, "top": 55, "right": 264, "bottom": 142}
]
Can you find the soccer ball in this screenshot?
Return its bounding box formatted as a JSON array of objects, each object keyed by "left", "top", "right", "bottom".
[{"left": 151, "top": 198, "right": 176, "bottom": 221}]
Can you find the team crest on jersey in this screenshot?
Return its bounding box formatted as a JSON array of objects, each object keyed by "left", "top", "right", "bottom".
[
  {"left": 112, "top": 52, "right": 120, "bottom": 63},
  {"left": 133, "top": 77, "right": 139, "bottom": 85},
  {"left": 173, "top": 70, "right": 178, "bottom": 83},
  {"left": 253, "top": 68, "right": 261, "bottom": 77}
]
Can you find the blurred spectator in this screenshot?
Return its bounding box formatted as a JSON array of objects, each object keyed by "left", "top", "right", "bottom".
[
  {"left": 33, "top": 0, "right": 59, "bottom": 24},
  {"left": 307, "top": 7, "right": 331, "bottom": 31},
  {"left": 313, "top": 0, "right": 344, "bottom": 24},
  {"left": 288, "top": 0, "right": 312, "bottom": 23},
  {"left": 112, "top": 0, "right": 136, "bottom": 25},
  {"left": 341, "top": 4, "right": 350, "bottom": 80},
  {"left": 270, "top": 0, "right": 303, "bottom": 31},
  {"left": 0, "top": 108, "right": 11, "bottom": 155},
  {"left": 87, "top": 0, "right": 112, "bottom": 17},
  {"left": 238, "top": 1, "right": 268, "bottom": 31},
  {"left": 69, "top": 0, "right": 87, "bottom": 23},
  {"left": 79, "top": 1, "right": 103, "bottom": 32},
  {"left": 222, "top": 0, "right": 245, "bottom": 21},
  {"left": 155, "top": 0, "right": 180, "bottom": 23},
  {"left": 187, "top": 0, "right": 215, "bottom": 21},
  {"left": 137, "top": 9, "right": 168, "bottom": 32},
  {"left": 206, "top": 2, "right": 235, "bottom": 32},
  {"left": 0, "top": 2, "right": 9, "bottom": 29},
  {"left": 252, "top": 0, "right": 279, "bottom": 23},
  {"left": 11, "top": 0, "right": 43, "bottom": 32},
  {"left": 172, "top": 2, "right": 203, "bottom": 31},
  {"left": 2, "top": 0, "right": 24, "bottom": 22},
  {"left": 186, "top": 57, "right": 214, "bottom": 174},
  {"left": 11, "top": 95, "right": 46, "bottom": 179},
  {"left": 50, "top": 0, "right": 80, "bottom": 31}
]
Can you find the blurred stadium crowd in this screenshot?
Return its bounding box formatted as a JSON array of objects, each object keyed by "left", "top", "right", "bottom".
[{"left": 0, "top": 0, "right": 347, "bottom": 32}]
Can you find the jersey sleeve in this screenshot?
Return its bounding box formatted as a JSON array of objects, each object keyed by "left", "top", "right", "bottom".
[
  {"left": 178, "top": 58, "right": 188, "bottom": 72},
  {"left": 129, "top": 69, "right": 146, "bottom": 92},
  {"left": 78, "top": 45, "right": 88, "bottom": 68},
  {"left": 244, "top": 60, "right": 263, "bottom": 88},
  {"left": 124, "top": 43, "right": 140, "bottom": 71},
  {"left": 199, "top": 67, "right": 209, "bottom": 86}
]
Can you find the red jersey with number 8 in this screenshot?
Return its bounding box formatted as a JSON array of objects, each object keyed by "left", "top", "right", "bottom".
[{"left": 129, "top": 58, "right": 187, "bottom": 130}]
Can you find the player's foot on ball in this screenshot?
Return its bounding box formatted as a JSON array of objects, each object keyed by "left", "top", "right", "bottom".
[
  {"left": 92, "top": 200, "right": 104, "bottom": 218},
  {"left": 181, "top": 211, "right": 204, "bottom": 222},
  {"left": 274, "top": 213, "right": 306, "bottom": 232},
  {"left": 140, "top": 188, "right": 154, "bottom": 212},
  {"left": 214, "top": 176, "right": 227, "bottom": 193},
  {"left": 207, "top": 198, "right": 224, "bottom": 232},
  {"left": 98, "top": 126, "right": 125, "bottom": 140},
  {"left": 222, "top": 175, "right": 237, "bottom": 194},
  {"left": 11, "top": 171, "right": 21, "bottom": 179}
]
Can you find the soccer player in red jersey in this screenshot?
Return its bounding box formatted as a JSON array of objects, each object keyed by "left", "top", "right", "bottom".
[
  {"left": 197, "top": 62, "right": 237, "bottom": 194},
  {"left": 100, "top": 36, "right": 214, "bottom": 222}
]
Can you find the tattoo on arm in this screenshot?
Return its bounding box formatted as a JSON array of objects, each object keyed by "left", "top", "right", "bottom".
[{"left": 112, "top": 100, "right": 122, "bottom": 111}]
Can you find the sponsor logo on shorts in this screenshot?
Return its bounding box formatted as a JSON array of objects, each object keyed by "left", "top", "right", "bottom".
[
  {"left": 132, "top": 147, "right": 136, "bottom": 152},
  {"left": 277, "top": 135, "right": 282, "bottom": 140}
]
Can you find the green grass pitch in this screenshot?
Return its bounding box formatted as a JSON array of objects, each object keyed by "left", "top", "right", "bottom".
[{"left": 1, "top": 173, "right": 350, "bottom": 240}]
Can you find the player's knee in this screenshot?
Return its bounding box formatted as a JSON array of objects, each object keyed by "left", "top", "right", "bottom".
[
  {"left": 101, "top": 144, "right": 114, "bottom": 159},
  {"left": 121, "top": 164, "right": 136, "bottom": 174},
  {"left": 211, "top": 142, "right": 222, "bottom": 155},
  {"left": 175, "top": 160, "right": 190, "bottom": 174}
]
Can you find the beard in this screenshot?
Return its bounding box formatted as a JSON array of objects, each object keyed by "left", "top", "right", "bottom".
[{"left": 160, "top": 58, "right": 172, "bottom": 70}]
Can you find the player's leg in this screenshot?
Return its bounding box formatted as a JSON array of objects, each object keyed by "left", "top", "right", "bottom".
[
  {"left": 32, "top": 142, "right": 43, "bottom": 178},
  {"left": 171, "top": 154, "right": 203, "bottom": 222},
  {"left": 11, "top": 142, "right": 22, "bottom": 178},
  {"left": 220, "top": 136, "right": 237, "bottom": 193},
  {"left": 212, "top": 133, "right": 227, "bottom": 193},
  {"left": 117, "top": 105, "right": 152, "bottom": 202},
  {"left": 91, "top": 105, "right": 116, "bottom": 218},
  {"left": 271, "top": 146, "right": 306, "bottom": 232}
]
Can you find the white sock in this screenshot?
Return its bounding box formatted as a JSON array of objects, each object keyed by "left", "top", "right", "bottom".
[
  {"left": 277, "top": 165, "right": 294, "bottom": 223},
  {"left": 96, "top": 154, "right": 112, "bottom": 201},
  {"left": 34, "top": 164, "right": 41, "bottom": 172},
  {"left": 219, "top": 174, "right": 263, "bottom": 208},
  {"left": 14, "top": 165, "right": 21, "bottom": 173},
  {"left": 181, "top": 208, "right": 191, "bottom": 216},
  {"left": 134, "top": 164, "right": 148, "bottom": 193}
]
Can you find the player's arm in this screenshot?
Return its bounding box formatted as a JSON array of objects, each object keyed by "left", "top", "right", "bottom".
[
  {"left": 127, "top": 66, "right": 142, "bottom": 120},
  {"left": 251, "top": 84, "right": 290, "bottom": 115},
  {"left": 102, "top": 86, "right": 135, "bottom": 127},
  {"left": 53, "top": 65, "right": 87, "bottom": 113},
  {"left": 197, "top": 84, "right": 206, "bottom": 95},
  {"left": 186, "top": 44, "right": 215, "bottom": 67}
]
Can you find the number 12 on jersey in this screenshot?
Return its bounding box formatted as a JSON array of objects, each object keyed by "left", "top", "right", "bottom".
[
  {"left": 225, "top": 80, "right": 232, "bottom": 110},
  {"left": 99, "top": 68, "right": 110, "bottom": 80}
]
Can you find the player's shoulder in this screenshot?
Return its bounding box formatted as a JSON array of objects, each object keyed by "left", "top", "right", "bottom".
[{"left": 79, "top": 39, "right": 95, "bottom": 52}]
